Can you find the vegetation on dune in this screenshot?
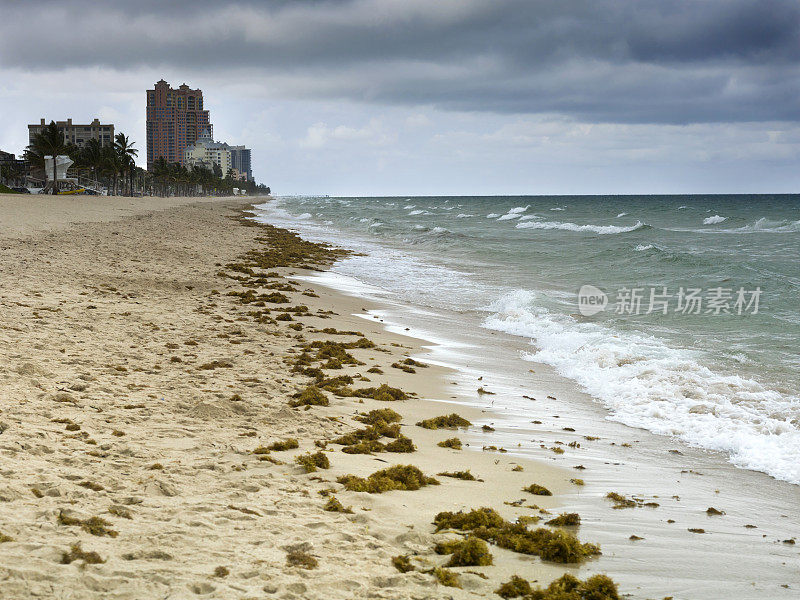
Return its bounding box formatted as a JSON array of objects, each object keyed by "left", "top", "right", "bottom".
[
  {"left": 495, "top": 573, "right": 619, "bottom": 600},
  {"left": 416, "top": 414, "right": 472, "bottom": 430},
  {"left": 337, "top": 465, "right": 439, "bottom": 493},
  {"left": 433, "top": 507, "right": 600, "bottom": 564}
]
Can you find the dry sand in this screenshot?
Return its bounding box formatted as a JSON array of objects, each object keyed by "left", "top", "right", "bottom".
[{"left": 0, "top": 194, "right": 606, "bottom": 599}]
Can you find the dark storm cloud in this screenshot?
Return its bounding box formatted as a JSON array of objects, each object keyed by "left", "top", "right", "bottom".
[{"left": 2, "top": 0, "right": 799, "bottom": 124}]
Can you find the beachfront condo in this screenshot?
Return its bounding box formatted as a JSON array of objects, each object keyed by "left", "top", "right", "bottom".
[
  {"left": 146, "top": 79, "right": 212, "bottom": 171},
  {"left": 27, "top": 118, "right": 114, "bottom": 149}
]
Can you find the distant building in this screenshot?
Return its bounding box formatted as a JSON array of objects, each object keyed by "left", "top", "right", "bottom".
[
  {"left": 185, "top": 130, "right": 253, "bottom": 180},
  {"left": 228, "top": 146, "right": 252, "bottom": 181},
  {"left": 184, "top": 129, "right": 230, "bottom": 174},
  {"left": 0, "top": 150, "right": 14, "bottom": 163},
  {"left": 146, "top": 79, "right": 211, "bottom": 171},
  {"left": 28, "top": 118, "right": 114, "bottom": 149}
]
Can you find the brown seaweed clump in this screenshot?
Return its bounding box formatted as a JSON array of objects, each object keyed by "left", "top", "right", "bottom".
[
  {"left": 392, "top": 554, "right": 415, "bottom": 573},
  {"left": 433, "top": 508, "right": 600, "bottom": 564},
  {"left": 495, "top": 573, "right": 619, "bottom": 599},
  {"left": 354, "top": 408, "right": 402, "bottom": 425},
  {"left": 58, "top": 512, "right": 118, "bottom": 537},
  {"left": 437, "top": 437, "right": 463, "bottom": 450},
  {"left": 437, "top": 470, "right": 480, "bottom": 481},
  {"left": 436, "top": 537, "right": 493, "bottom": 567},
  {"left": 323, "top": 496, "right": 354, "bottom": 514},
  {"left": 61, "top": 543, "right": 105, "bottom": 565},
  {"left": 286, "top": 550, "right": 318, "bottom": 570},
  {"left": 433, "top": 567, "right": 461, "bottom": 588},
  {"left": 523, "top": 483, "right": 552, "bottom": 496},
  {"left": 416, "top": 414, "right": 472, "bottom": 430},
  {"left": 546, "top": 513, "right": 581, "bottom": 527},
  {"left": 289, "top": 386, "right": 329, "bottom": 407},
  {"left": 605, "top": 492, "right": 637, "bottom": 509},
  {"left": 264, "top": 438, "right": 300, "bottom": 451},
  {"left": 337, "top": 465, "right": 439, "bottom": 493},
  {"left": 295, "top": 451, "right": 331, "bottom": 473}
]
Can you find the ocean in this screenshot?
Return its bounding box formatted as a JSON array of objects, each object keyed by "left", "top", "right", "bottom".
[{"left": 252, "top": 195, "right": 800, "bottom": 485}]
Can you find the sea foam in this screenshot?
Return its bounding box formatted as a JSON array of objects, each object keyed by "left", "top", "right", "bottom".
[
  {"left": 483, "top": 290, "right": 800, "bottom": 484},
  {"left": 515, "top": 220, "right": 646, "bottom": 234}
]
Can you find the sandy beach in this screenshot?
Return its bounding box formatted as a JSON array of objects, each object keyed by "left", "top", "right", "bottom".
[{"left": 0, "top": 194, "right": 614, "bottom": 599}]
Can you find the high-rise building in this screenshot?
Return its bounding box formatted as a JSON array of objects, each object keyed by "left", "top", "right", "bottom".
[
  {"left": 228, "top": 146, "right": 252, "bottom": 181},
  {"left": 146, "top": 80, "right": 211, "bottom": 171},
  {"left": 28, "top": 118, "right": 114, "bottom": 149}
]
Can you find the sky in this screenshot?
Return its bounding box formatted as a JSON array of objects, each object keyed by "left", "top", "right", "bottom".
[{"left": 1, "top": 0, "right": 799, "bottom": 196}]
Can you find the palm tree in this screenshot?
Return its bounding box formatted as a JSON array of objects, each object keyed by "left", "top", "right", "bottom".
[
  {"left": 24, "top": 121, "right": 76, "bottom": 194},
  {"left": 114, "top": 133, "right": 138, "bottom": 196}
]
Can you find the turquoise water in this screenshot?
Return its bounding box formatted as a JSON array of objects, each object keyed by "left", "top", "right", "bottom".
[{"left": 254, "top": 195, "right": 800, "bottom": 483}]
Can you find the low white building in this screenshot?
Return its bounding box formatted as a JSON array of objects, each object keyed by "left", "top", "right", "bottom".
[{"left": 184, "top": 129, "right": 232, "bottom": 175}]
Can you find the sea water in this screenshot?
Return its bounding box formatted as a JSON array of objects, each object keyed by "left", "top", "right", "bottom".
[{"left": 253, "top": 195, "right": 800, "bottom": 484}]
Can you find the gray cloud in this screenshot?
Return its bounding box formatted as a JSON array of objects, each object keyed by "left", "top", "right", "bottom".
[{"left": 2, "top": 0, "right": 799, "bottom": 124}]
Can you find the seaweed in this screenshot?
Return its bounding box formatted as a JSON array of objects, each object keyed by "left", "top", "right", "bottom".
[
  {"left": 286, "top": 550, "right": 318, "bottom": 569},
  {"left": 495, "top": 575, "right": 533, "bottom": 598},
  {"left": 416, "top": 414, "right": 471, "bottom": 430},
  {"left": 295, "top": 451, "right": 330, "bottom": 473},
  {"left": 366, "top": 367, "right": 384, "bottom": 374},
  {"left": 392, "top": 554, "right": 415, "bottom": 573},
  {"left": 437, "top": 470, "right": 480, "bottom": 481},
  {"left": 289, "top": 385, "right": 329, "bottom": 407},
  {"left": 108, "top": 505, "right": 133, "bottom": 519},
  {"left": 433, "top": 508, "right": 600, "bottom": 564},
  {"left": 511, "top": 465, "right": 524, "bottom": 472},
  {"left": 437, "top": 437, "right": 462, "bottom": 450},
  {"left": 433, "top": 567, "right": 461, "bottom": 588},
  {"left": 0, "top": 532, "right": 14, "bottom": 543},
  {"left": 213, "top": 566, "right": 230, "bottom": 577},
  {"left": 61, "top": 543, "right": 104, "bottom": 565},
  {"left": 354, "top": 408, "right": 402, "bottom": 425},
  {"left": 58, "top": 511, "right": 118, "bottom": 537},
  {"left": 546, "top": 513, "right": 581, "bottom": 527},
  {"left": 350, "top": 384, "right": 408, "bottom": 402},
  {"left": 323, "top": 496, "right": 353, "bottom": 514},
  {"left": 197, "top": 360, "right": 233, "bottom": 370},
  {"left": 706, "top": 507, "right": 725, "bottom": 516},
  {"left": 384, "top": 436, "right": 416, "bottom": 453},
  {"left": 496, "top": 573, "right": 619, "bottom": 600},
  {"left": 570, "top": 478, "right": 585, "bottom": 486},
  {"left": 441, "top": 537, "right": 493, "bottom": 567},
  {"left": 523, "top": 484, "right": 552, "bottom": 496},
  {"left": 78, "top": 481, "right": 104, "bottom": 492},
  {"left": 265, "top": 438, "right": 300, "bottom": 451},
  {"left": 337, "top": 465, "right": 439, "bottom": 493},
  {"left": 605, "top": 492, "right": 637, "bottom": 509}
]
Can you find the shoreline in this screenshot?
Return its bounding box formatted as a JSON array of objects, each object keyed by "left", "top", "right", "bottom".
[{"left": 0, "top": 195, "right": 611, "bottom": 599}]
